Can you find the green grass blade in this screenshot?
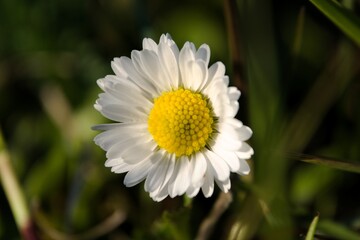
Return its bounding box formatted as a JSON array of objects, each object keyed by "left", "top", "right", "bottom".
[
  {"left": 305, "top": 214, "right": 319, "bottom": 240},
  {"left": 318, "top": 220, "right": 360, "bottom": 240},
  {"left": 309, "top": 0, "right": 360, "bottom": 46},
  {"left": 293, "top": 154, "right": 360, "bottom": 174},
  {"left": 0, "top": 130, "right": 34, "bottom": 238},
  {"left": 230, "top": 0, "right": 294, "bottom": 239},
  {"left": 283, "top": 40, "right": 357, "bottom": 152}
]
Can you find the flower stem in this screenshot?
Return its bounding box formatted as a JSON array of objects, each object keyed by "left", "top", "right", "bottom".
[{"left": 0, "top": 129, "right": 38, "bottom": 240}]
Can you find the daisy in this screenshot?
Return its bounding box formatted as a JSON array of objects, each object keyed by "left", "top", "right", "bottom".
[{"left": 93, "top": 34, "right": 253, "bottom": 201}]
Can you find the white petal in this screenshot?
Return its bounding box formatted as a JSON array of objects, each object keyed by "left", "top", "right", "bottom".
[
  {"left": 215, "top": 178, "right": 231, "bottom": 192},
  {"left": 123, "top": 158, "right": 153, "bottom": 187},
  {"left": 220, "top": 118, "right": 243, "bottom": 129},
  {"left": 226, "top": 100, "right": 239, "bottom": 117},
  {"left": 212, "top": 147, "right": 240, "bottom": 172},
  {"left": 96, "top": 103, "right": 147, "bottom": 122},
  {"left": 179, "top": 42, "right": 195, "bottom": 88},
  {"left": 94, "top": 123, "right": 148, "bottom": 150},
  {"left": 160, "top": 34, "right": 180, "bottom": 60},
  {"left": 120, "top": 55, "right": 158, "bottom": 96},
  {"left": 92, "top": 123, "right": 123, "bottom": 131},
  {"left": 204, "top": 150, "right": 230, "bottom": 182},
  {"left": 143, "top": 152, "right": 165, "bottom": 191},
  {"left": 168, "top": 156, "right": 190, "bottom": 197},
  {"left": 106, "top": 134, "right": 151, "bottom": 159},
  {"left": 236, "top": 142, "right": 254, "bottom": 159},
  {"left": 150, "top": 183, "right": 170, "bottom": 202},
  {"left": 195, "top": 44, "right": 210, "bottom": 66},
  {"left": 191, "top": 152, "right": 207, "bottom": 187},
  {"left": 145, "top": 152, "right": 175, "bottom": 192},
  {"left": 121, "top": 140, "right": 157, "bottom": 164},
  {"left": 188, "top": 60, "right": 208, "bottom": 91},
  {"left": 96, "top": 78, "right": 107, "bottom": 91},
  {"left": 201, "top": 171, "right": 214, "bottom": 198},
  {"left": 105, "top": 157, "right": 124, "bottom": 167},
  {"left": 228, "top": 86, "right": 241, "bottom": 101},
  {"left": 158, "top": 154, "right": 176, "bottom": 189},
  {"left": 208, "top": 61, "right": 225, "bottom": 80},
  {"left": 158, "top": 42, "right": 179, "bottom": 88},
  {"left": 98, "top": 96, "right": 148, "bottom": 116},
  {"left": 186, "top": 185, "right": 200, "bottom": 198},
  {"left": 110, "top": 161, "right": 133, "bottom": 173},
  {"left": 237, "top": 125, "right": 253, "bottom": 141},
  {"left": 101, "top": 75, "right": 153, "bottom": 109},
  {"left": 138, "top": 49, "right": 172, "bottom": 92},
  {"left": 218, "top": 121, "right": 245, "bottom": 142},
  {"left": 202, "top": 62, "right": 227, "bottom": 93},
  {"left": 213, "top": 133, "right": 243, "bottom": 151},
  {"left": 142, "top": 37, "right": 158, "bottom": 51},
  {"left": 237, "top": 159, "right": 251, "bottom": 175},
  {"left": 205, "top": 80, "right": 229, "bottom": 116},
  {"left": 159, "top": 33, "right": 172, "bottom": 44},
  {"left": 111, "top": 58, "right": 128, "bottom": 78}
]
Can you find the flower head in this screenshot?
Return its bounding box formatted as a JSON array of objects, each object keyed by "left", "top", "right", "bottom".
[{"left": 93, "top": 34, "right": 253, "bottom": 201}]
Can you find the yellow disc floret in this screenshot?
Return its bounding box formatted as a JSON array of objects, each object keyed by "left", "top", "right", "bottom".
[{"left": 148, "top": 89, "right": 215, "bottom": 157}]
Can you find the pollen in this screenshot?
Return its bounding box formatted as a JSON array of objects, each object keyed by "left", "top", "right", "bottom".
[{"left": 148, "top": 89, "right": 215, "bottom": 157}]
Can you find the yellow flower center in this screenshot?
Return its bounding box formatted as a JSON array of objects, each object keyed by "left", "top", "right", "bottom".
[{"left": 148, "top": 89, "right": 215, "bottom": 157}]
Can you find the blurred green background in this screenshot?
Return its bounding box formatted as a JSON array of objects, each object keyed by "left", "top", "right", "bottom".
[{"left": 1, "top": 0, "right": 360, "bottom": 239}]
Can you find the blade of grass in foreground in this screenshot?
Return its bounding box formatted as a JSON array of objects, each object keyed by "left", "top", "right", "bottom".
[
  {"left": 309, "top": 0, "right": 360, "bottom": 46},
  {"left": 318, "top": 220, "right": 360, "bottom": 240},
  {"left": 305, "top": 214, "right": 319, "bottom": 240},
  {"left": 0, "top": 130, "right": 38, "bottom": 240},
  {"left": 293, "top": 154, "right": 360, "bottom": 174}
]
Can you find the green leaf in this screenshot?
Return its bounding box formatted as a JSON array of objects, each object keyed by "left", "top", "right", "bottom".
[
  {"left": 309, "top": 0, "right": 360, "bottom": 46},
  {"left": 305, "top": 214, "right": 319, "bottom": 240}
]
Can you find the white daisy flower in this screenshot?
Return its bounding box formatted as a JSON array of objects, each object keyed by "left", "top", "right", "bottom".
[{"left": 93, "top": 34, "right": 253, "bottom": 202}]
